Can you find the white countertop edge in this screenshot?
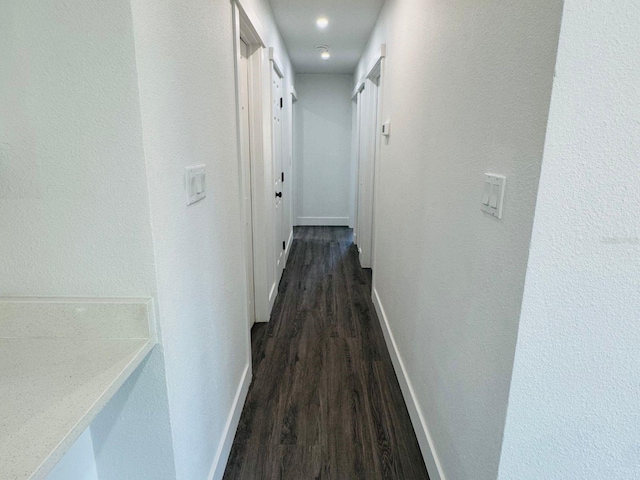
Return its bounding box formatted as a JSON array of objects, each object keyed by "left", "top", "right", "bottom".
[
  {"left": 0, "top": 296, "right": 155, "bottom": 305},
  {"left": 29, "top": 339, "right": 156, "bottom": 480}
]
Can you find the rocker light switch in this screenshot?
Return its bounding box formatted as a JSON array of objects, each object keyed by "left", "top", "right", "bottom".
[
  {"left": 481, "top": 182, "right": 491, "bottom": 205},
  {"left": 186, "top": 165, "right": 206, "bottom": 205},
  {"left": 481, "top": 173, "right": 506, "bottom": 219}
]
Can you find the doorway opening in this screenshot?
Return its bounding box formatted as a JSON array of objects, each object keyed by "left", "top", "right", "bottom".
[
  {"left": 354, "top": 46, "right": 386, "bottom": 271},
  {"left": 233, "top": 2, "right": 267, "bottom": 327},
  {"left": 270, "top": 53, "right": 285, "bottom": 293}
]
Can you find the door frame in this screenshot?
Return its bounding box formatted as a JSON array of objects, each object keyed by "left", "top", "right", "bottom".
[
  {"left": 351, "top": 81, "right": 365, "bottom": 241},
  {"left": 367, "top": 45, "right": 386, "bottom": 273},
  {"left": 269, "top": 49, "right": 285, "bottom": 299},
  {"left": 287, "top": 86, "right": 297, "bottom": 264},
  {"left": 237, "top": 37, "right": 256, "bottom": 327},
  {"left": 232, "top": 0, "right": 272, "bottom": 325},
  {"left": 354, "top": 44, "right": 386, "bottom": 270}
]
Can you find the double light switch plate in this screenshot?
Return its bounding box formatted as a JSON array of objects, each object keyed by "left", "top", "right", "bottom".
[
  {"left": 186, "top": 165, "right": 206, "bottom": 206},
  {"left": 481, "top": 173, "right": 506, "bottom": 219}
]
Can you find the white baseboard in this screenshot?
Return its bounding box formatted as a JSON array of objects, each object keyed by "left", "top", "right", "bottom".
[
  {"left": 296, "top": 216, "right": 350, "bottom": 226},
  {"left": 284, "top": 229, "right": 293, "bottom": 264},
  {"left": 208, "top": 362, "right": 252, "bottom": 480},
  {"left": 372, "top": 287, "right": 446, "bottom": 480}
]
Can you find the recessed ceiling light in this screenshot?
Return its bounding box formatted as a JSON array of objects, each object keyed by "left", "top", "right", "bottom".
[
  {"left": 316, "top": 17, "right": 329, "bottom": 29},
  {"left": 321, "top": 51, "right": 330, "bottom": 60}
]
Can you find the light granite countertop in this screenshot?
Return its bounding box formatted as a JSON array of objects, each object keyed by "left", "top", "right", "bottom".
[{"left": 0, "top": 298, "right": 155, "bottom": 480}]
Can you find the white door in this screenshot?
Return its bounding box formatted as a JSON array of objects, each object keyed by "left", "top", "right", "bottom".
[
  {"left": 356, "top": 77, "right": 379, "bottom": 269},
  {"left": 272, "top": 64, "right": 285, "bottom": 283},
  {"left": 352, "top": 91, "right": 362, "bottom": 244},
  {"left": 239, "top": 38, "right": 256, "bottom": 325}
]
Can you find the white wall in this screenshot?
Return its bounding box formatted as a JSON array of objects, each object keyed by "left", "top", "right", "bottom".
[
  {"left": 91, "top": 348, "right": 176, "bottom": 480},
  {"left": 294, "top": 74, "right": 353, "bottom": 226},
  {"left": 46, "top": 429, "right": 98, "bottom": 480},
  {"left": 498, "top": 1, "right": 640, "bottom": 478},
  {"left": 129, "top": 0, "right": 292, "bottom": 477},
  {"left": 355, "top": 1, "right": 563, "bottom": 479},
  {"left": 129, "top": 1, "right": 249, "bottom": 478},
  {"left": 0, "top": 0, "right": 156, "bottom": 297},
  {"left": 1, "top": 1, "right": 175, "bottom": 477},
  {"left": 1, "top": 0, "right": 295, "bottom": 477}
]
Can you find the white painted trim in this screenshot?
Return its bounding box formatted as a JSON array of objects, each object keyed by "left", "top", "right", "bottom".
[
  {"left": 296, "top": 216, "right": 350, "bottom": 226},
  {"left": 290, "top": 86, "right": 298, "bottom": 102},
  {"left": 233, "top": 0, "right": 265, "bottom": 46},
  {"left": 208, "top": 362, "right": 252, "bottom": 480},
  {"left": 352, "top": 43, "right": 386, "bottom": 96},
  {"left": 351, "top": 81, "right": 365, "bottom": 101},
  {"left": 266, "top": 280, "right": 278, "bottom": 318},
  {"left": 368, "top": 47, "right": 386, "bottom": 273},
  {"left": 284, "top": 228, "right": 293, "bottom": 265},
  {"left": 269, "top": 48, "right": 284, "bottom": 79},
  {"left": 365, "top": 43, "right": 386, "bottom": 80},
  {"left": 371, "top": 287, "right": 445, "bottom": 480}
]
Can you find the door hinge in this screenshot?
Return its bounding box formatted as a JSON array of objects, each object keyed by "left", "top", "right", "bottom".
[
  {"left": 280, "top": 97, "right": 283, "bottom": 109},
  {"left": 282, "top": 241, "right": 286, "bottom": 250},
  {"left": 281, "top": 171, "right": 284, "bottom": 182}
]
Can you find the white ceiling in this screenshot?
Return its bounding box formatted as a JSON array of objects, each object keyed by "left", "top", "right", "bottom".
[{"left": 268, "top": 0, "right": 385, "bottom": 74}]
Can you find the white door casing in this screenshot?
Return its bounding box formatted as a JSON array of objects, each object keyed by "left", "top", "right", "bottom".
[
  {"left": 238, "top": 38, "right": 256, "bottom": 326},
  {"left": 271, "top": 56, "right": 285, "bottom": 294},
  {"left": 356, "top": 78, "right": 379, "bottom": 269},
  {"left": 355, "top": 46, "right": 385, "bottom": 271}
]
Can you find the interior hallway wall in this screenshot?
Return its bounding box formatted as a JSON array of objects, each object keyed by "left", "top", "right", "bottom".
[
  {"left": 0, "top": 0, "right": 156, "bottom": 297},
  {"left": 0, "top": 1, "right": 175, "bottom": 478},
  {"left": 46, "top": 430, "right": 98, "bottom": 480},
  {"left": 129, "top": 0, "right": 293, "bottom": 477},
  {"left": 355, "top": 1, "right": 563, "bottom": 479},
  {"left": 1, "top": 0, "right": 293, "bottom": 478},
  {"left": 498, "top": 1, "right": 640, "bottom": 478},
  {"left": 294, "top": 74, "right": 353, "bottom": 226}
]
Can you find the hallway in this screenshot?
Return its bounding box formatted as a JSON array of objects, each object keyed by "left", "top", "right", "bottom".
[{"left": 223, "top": 227, "right": 428, "bottom": 479}]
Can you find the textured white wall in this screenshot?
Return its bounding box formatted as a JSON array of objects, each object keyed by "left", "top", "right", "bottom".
[
  {"left": 1, "top": 1, "right": 175, "bottom": 477},
  {"left": 0, "top": 0, "right": 156, "bottom": 297},
  {"left": 294, "top": 74, "right": 353, "bottom": 225},
  {"left": 355, "top": 1, "right": 562, "bottom": 479},
  {"left": 129, "top": 0, "right": 292, "bottom": 478},
  {"left": 46, "top": 429, "right": 98, "bottom": 480},
  {"left": 91, "top": 348, "right": 176, "bottom": 479},
  {"left": 2, "top": 0, "right": 292, "bottom": 477},
  {"left": 498, "top": 2, "right": 640, "bottom": 478}
]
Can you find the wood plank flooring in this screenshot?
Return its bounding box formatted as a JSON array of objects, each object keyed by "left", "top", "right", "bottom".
[{"left": 223, "top": 226, "right": 429, "bottom": 479}]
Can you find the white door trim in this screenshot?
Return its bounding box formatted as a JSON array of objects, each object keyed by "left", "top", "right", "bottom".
[
  {"left": 232, "top": 0, "right": 273, "bottom": 326},
  {"left": 354, "top": 44, "right": 386, "bottom": 270},
  {"left": 269, "top": 58, "right": 286, "bottom": 312},
  {"left": 233, "top": 0, "right": 266, "bottom": 47},
  {"left": 368, "top": 45, "right": 386, "bottom": 275},
  {"left": 269, "top": 47, "right": 284, "bottom": 79}
]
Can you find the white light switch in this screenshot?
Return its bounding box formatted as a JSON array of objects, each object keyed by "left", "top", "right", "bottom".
[
  {"left": 186, "top": 165, "right": 206, "bottom": 205},
  {"left": 489, "top": 185, "right": 499, "bottom": 208},
  {"left": 481, "top": 182, "right": 491, "bottom": 205},
  {"left": 481, "top": 173, "right": 506, "bottom": 219}
]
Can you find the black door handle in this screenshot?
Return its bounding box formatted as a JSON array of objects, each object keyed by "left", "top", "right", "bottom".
[{"left": 275, "top": 191, "right": 282, "bottom": 198}]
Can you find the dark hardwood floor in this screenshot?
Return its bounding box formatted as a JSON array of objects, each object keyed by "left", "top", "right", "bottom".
[{"left": 223, "top": 226, "right": 429, "bottom": 479}]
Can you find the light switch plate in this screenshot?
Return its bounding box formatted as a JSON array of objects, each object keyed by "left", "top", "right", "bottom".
[
  {"left": 185, "top": 165, "right": 206, "bottom": 206},
  {"left": 381, "top": 121, "right": 391, "bottom": 136},
  {"left": 481, "top": 173, "right": 506, "bottom": 219}
]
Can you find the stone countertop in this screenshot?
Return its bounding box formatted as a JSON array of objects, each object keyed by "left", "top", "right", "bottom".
[
  {"left": 0, "top": 298, "right": 156, "bottom": 480},
  {"left": 0, "top": 337, "right": 153, "bottom": 480}
]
